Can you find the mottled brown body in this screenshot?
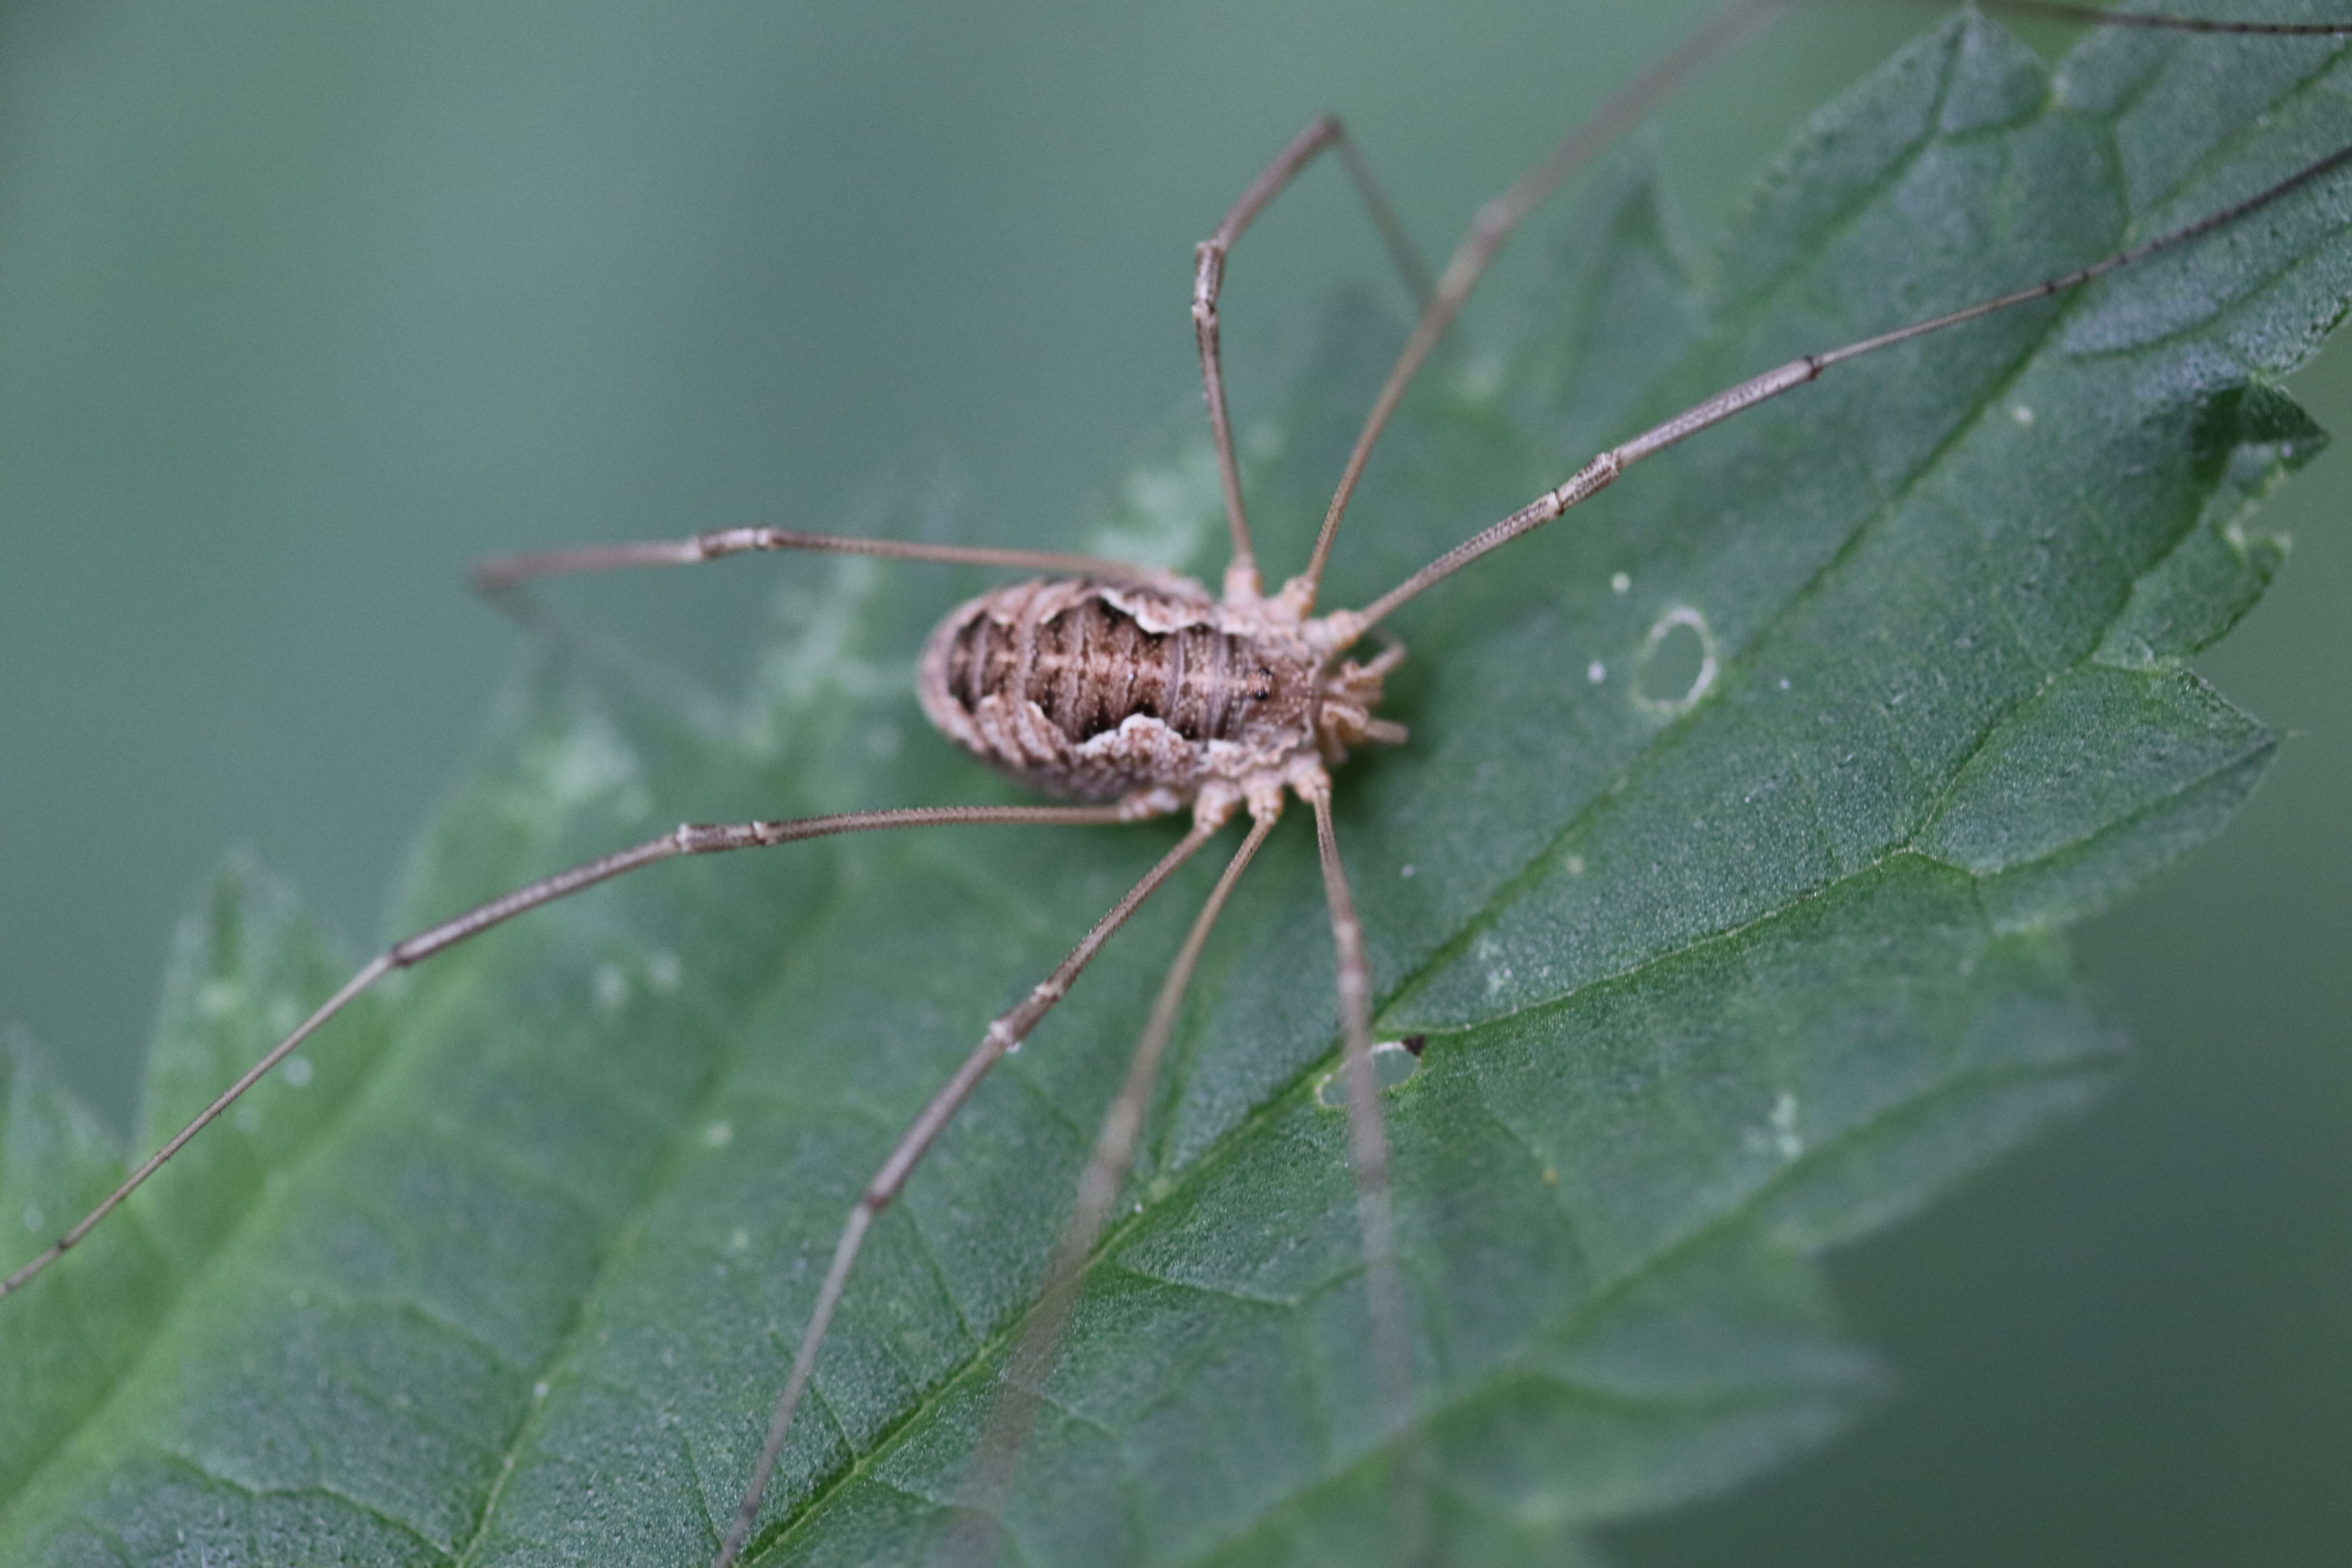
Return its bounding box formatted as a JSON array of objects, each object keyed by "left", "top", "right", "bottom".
[{"left": 918, "top": 575, "right": 1403, "bottom": 822}]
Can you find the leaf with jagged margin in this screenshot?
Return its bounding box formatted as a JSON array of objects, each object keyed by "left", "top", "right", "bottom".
[{"left": 2, "top": 12, "right": 2348, "bottom": 1566}]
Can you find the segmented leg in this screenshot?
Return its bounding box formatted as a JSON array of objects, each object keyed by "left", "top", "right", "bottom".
[
  {"left": 712, "top": 810, "right": 1230, "bottom": 1568},
  {"left": 472, "top": 524, "right": 1164, "bottom": 593},
  {"left": 1194, "top": 113, "right": 1433, "bottom": 601},
  {"left": 1294, "top": 0, "right": 1793, "bottom": 603},
  {"left": 1344, "top": 134, "right": 2352, "bottom": 635},
  {"left": 942, "top": 806, "right": 1283, "bottom": 1564},
  {"left": 0, "top": 802, "right": 1139, "bottom": 1301},
  {"left": 1309, "top": 785, "right": 1425, "bottom": 1560}
]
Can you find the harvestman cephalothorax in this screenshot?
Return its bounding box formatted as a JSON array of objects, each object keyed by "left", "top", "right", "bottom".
[{"left": 7, "top": 2, "right": 2352, "bottom": 1563}]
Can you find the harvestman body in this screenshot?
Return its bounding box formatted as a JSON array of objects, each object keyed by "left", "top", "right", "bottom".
[
  {"left": 918, "top": 575, "right": 1406, "bottom": 824},
  {"left": 8, "top": 4, "right": 2352, "bottom": 1565}
]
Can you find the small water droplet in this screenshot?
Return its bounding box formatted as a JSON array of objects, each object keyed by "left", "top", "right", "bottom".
[
  {"left": 593, "top": 965, "right": 629, "bottom": 1011},
  {"left": 1610, "top": 571, "right": 1632, "bottom": 594},
  {"left": 702, "top": 1121, "right": 734, "bottom": 1149},
  {"left": 1587, "top": 659, "right": 1607, "bottom": 684},
  {"left": 1399, "top": 864, "right": 1417, "bottom": 880},
  {"left": 281, "top": 1056, "right": 314, "bottom": 1089}
]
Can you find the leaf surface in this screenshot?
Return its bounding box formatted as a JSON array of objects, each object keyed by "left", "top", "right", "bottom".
[{"left": 4, "top": 15, "right": 2350, "bottom": 1566}]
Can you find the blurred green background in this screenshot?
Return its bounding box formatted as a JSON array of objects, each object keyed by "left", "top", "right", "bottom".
[{"left": 0, "top": 2, "right": 2342, "bottom": 1563}]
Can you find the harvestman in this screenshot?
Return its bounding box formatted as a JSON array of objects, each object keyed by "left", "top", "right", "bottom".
[{"left": 7, "top": 3, "right": 2352, "bottom": 1564}]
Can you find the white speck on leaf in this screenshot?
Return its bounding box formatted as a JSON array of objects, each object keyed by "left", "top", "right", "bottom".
[{"left": 1744, "top": 1091, "right": 1804, "bottom": 1160}]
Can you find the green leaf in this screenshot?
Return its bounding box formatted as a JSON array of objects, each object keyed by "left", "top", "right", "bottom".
[{"left": 4, "top": 13, "right": 2349, "bottom": 1565}]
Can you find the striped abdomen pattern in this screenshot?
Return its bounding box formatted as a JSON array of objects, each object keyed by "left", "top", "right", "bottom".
[{"left": 942, "top": 586, "right": 1274, "bottom": 744}]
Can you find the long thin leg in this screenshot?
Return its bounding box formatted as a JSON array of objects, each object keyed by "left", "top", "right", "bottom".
[
  {"left": 1194, "top": 114, "right": 1436, "bottom": 601},
  {"left": 712, "top": 811, "right": 1228, "bottom": 1568},
  {"left": 1310, "top": 786, "right": 1425, "bottom": 1561},
  {"left": 0, "top": 802, "right": 1139, "bottom": 1301},
  {"left": 472, "top": 525, "right": 1169, "bottom": 593},
  {"left": 941, "top": 806, "right": 1282, "bottom": 1565},
  {"left": 1293, "top": 0, "right": 1793, "bottom": 606},
  {"left": 1338, "top": 132, "right": 2352, "bottom": 636}
]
